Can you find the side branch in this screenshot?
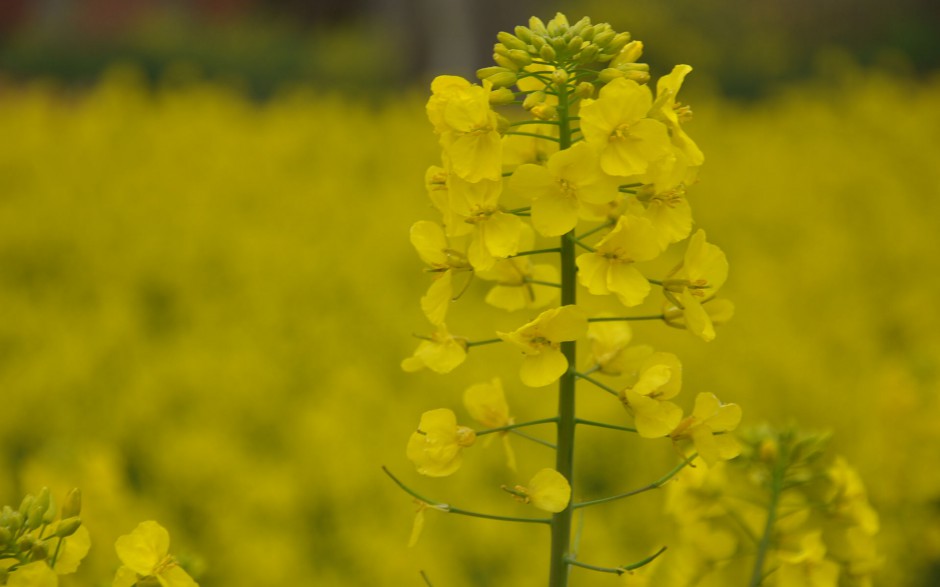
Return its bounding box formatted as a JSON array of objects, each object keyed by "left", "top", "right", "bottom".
[
  {"left": 587, "top": 315, "right": 665, "bottom": 323},
  {"left": 572, "top": 454, "right": 698, "bottom": 510},
  {"left": 382, "top": 467, "right": 551, "bottom": 525},
  {"left": 573, "top": 372, "right": 620, "bottom": 398},
  {"left": 575, "top": 418, "right": 636, "bottom": 434},
  {"left": 476, "top": 417, "right": 559, "bottom": 436}
]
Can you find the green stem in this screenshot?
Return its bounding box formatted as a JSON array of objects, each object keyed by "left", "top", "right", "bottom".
[
  {"left": 748, "top": 449, "right": 788, "bottom": 586},
  {"left": 510, "top": 429, "right": 557, "bottom": 449},
  {"left": 420, "top": 570, "right": 434, "bottom": 587},
  {"left": 509, "top": 120, "right": 562, "bottom": 127},
  {"left": 504, "top": 131, "right": 561, "bottom": 142},
  {"left": 382, "top": 467, "right": 550, "bottom": 525},
  {"left": 577, "top": 219, "right": 615, "bottom": 240},
  {"left": 587, "top": 315, "right": 665, "bottom": 322},
  {"left": 572, "top": 455, "right": 697, "bottom": 510},
  {"left": 563, "top": 557, "right": 624, "bottom": 575},
  {"left": 573, "top": 372, "right": 619, "bottom": 398},
  {"left": 476, "top": 417, "right": 558, "bottom": 436},
  {"left": 575, "top": 418, "right": 636, "bottom": 433},
  {"left": 524, "top": 278, "right": 562, "bottom": 288},
  {"left": 550, "top": 74, "right": 577, "bottom": 587},
  {"left": 466, "top": 338, "right": 503, "bottom": 348},
  {"left": 510, "top": 247, "right": 562, "bottom": 257}
]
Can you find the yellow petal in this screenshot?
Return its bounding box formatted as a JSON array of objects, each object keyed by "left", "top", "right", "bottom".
[
  {"left": 520, "top": 348, "right": 568, "bottom": 388},
  {"left": 115, "top": 521, "right": 170, "bottom": 576},
  {"left": 112, "top": 566, "right": 137, "bottom": 587},
  {"left": 463, "top": 378, "right": 510, "bottom": 428},
  {"left": 607, "top": 263, "right": 651, "bottom": 307},
  {"left": 421, "top": 270, "right": 453, "bottom": 326},
  {"left": 408, "top": 508, "right": 426, "bottom": 548},
  {"left": 576, "top": 253, "right": 610, "bottom": 295},
  {"left": 8, "top": 562, "right": 58, "bottom": 587},
  {"left": 51, "top": 525, "right": 91, "bottom": 574},
  {"left": 410, "top": 221, "right": 449, "bottom": 267},
  {"left": 159, "top": 564, "right": 199, "bottom": 587},
  {"left": 527, "top": 468, "right": 571, "bottom": 513},
  {"left": 530, "top": 189, "right": 579, "bottom": 237}
]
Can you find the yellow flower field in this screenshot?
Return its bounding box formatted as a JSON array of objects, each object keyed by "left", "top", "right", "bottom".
[{"left": 0, "top": 62, "right": 938, "bottom": 585}]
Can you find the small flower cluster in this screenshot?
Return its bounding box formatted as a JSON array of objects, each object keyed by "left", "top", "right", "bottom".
[
  {"left": 0, "top": 488, "right": 197, "bottom": 587},
  {"left": 663, "top": 427, "right": 880, "bottom": 586}
]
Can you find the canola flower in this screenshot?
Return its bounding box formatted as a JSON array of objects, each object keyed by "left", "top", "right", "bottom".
[
  {"left": 388, "top": 12, "right": 747, "bottom": 587},
  {"left": 113, "top": 521, "right": 198, "bottom": 587}
]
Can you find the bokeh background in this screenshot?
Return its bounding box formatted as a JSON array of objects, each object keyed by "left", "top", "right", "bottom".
[{"left": 1, "top": 1, "right": 939, "bottom": 585}]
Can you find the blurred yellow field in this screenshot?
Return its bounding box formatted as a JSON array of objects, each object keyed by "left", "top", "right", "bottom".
[{"left": 1, "top": 59, "right": 938, "bottom": 585}]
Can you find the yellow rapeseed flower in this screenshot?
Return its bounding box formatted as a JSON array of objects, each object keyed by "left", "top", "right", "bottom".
[
  {"left": 663, "top": 230, "right": 729, "bottom": 341},
  {"left": 576, "top": 214, "right": 662, "bottom": 306},
  {"left": 507, "top": 469, "right": 571, "bottom": 513},
  {"left": 5, "top": 562, "right": 58, "bottom": 587},
  {"left": 498, "top": 305, "right": 587, "bottom": 387},
  {"left": 401, "top": 324, "right": 468, "bottom": 374},
  {"left": 406, "top": 408, "right": 476, "bottom": 477},
  {"left": 112, "top": 521, "right": 197, "bottom": 587},
  {"left": 649, "top": 65, "right": 704, "bottom": 167},
  {"left": 578, "top": 78, "right": 671, "bottom": 177},
  {"left": 464, "top": 378, "right": 517, "bottom": 470},
  {"left": 585, "top": 320, "right": 652, "bottom": 376},
  {"left": 669, "top": 392, "right": 742, "bottom": 466},
  {"left": 620, "top": 352, "right": 684, "bottom": 438}
]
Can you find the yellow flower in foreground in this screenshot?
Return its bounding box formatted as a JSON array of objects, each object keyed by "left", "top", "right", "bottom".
[
  {"left": 670, "top": 392, "right": 742, "bottom": 466},
  {"left": 579, "top": 78, "right": 671, "bottom": 177},
  {"left": 586, "top": 320, "right": 652, "bottom": 376},
  {"left": 576, "top": 214, "right": 662, "bottom": 307},
  {"left": 464, "top": 378, "right": 516, "bottom": 470},
  {"left": 649, "top": 65, "right": 704, "bottom": 167},
  {"left": 410, "top": 221, "right": 470, "bottom": 325},
  {"left": 507, "top": 469, "right": 571, "bottom": 513},
  {"left": 401, "top": 324, "right": 467, "bottom": 374},
  {"left": 498, "top": 305, "right": 587, "bottom": 387},
  {"left": 406, "top": 408, "right": 476, "bottom": 477},
  {"left": 477, "top": 224, "right": 558, "bottom": 312},
  {"left": 113, "top": 521, "right": 197, "bottom": 587},
  {"left": 426, "top": 76, "right": 502, "bottom": 182}
]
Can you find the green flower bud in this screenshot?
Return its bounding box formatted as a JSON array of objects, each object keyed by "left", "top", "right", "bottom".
[
  {"left": 19, "top": 494, "right": 34, "bottom": 516},
  {"left": 522, "top": 90, "right": 545, "bottom": 110},
  {"left": 477, "top": 66, "right": 510, "bottom": 80},
  {"left": 607, "top": 32, "right": 632, "bottom": 55},
  {"left": 493, "top": 53, "right": 519, "bottom": 71},
  {"left": 42, "top": 495, "right": 57, "bottom": 525},
  {"left": 547, "top": 12, "right": 569, "bottom": 36},
  {"left": 485, "top": 71, "right": 518, "bottom": 89},
  {"left": 568, "top": 17, "right": 591, "bottom": 38},
  {"left": 551, "top": 69, "right": 569, "bottom": 87},
  {"left": 514, "top": 26, "right": 533, "bottom": 44},
  {"left": 550, "top": 36, "right": 568, "bottom": 54},
  {"left": 30, "top": 541, "right": 49, "bottom": 562},
  {"left": 593, "top": 30, "right": 615, "bottom": 48},
  {"left": 0, "top": 526, "right": 11, "bottom": 547},
  {"left": 598, "top": 68, "right": 624, "bottom": 83},
  {"left": 8, "top": 511, "right": 23, "bottom": 532},
  {"left": 54, "top": 516, "right": 82, "bottom": 538},
  {"left": 17, "top": 534, "right": 36, "bottom": 553},
  {"left": 493, "top": 43, "right": 512, "bottom": 59},
  {"left": 497, "top": 31, "right": 527, "bottom": 52},
  {"left": 579, "top": 24, "right": 596, "bottom": 42},
  {"left": 575, "top": 81, "right": 595, "bottom": 99},
  {"left": 539, "top": 44, "right": 556, "bottom": 62},
  {"left": 566, "top": 36, "right": 583, "bottom": 53},
  {"left": 26, "top": 504, "right": 45, "bottom": 531},
  {"left": 617, "top": 62, "right": 650, "bottom": 74},
  {"left": 576, "top": 44, "right": 599, "bottom": 63},
  {"left": 507, "top": 49, "right": 532, "bottom": 67},
  {"left": 62, "top": 488, "right": 82, "bottom": 518},
  {"left": 530, "top": 35, "right": 546, "bottom": 50},
  {"left": 529, "top": 16, "right": 548, "bottom": 36},
  {"left": 531, "top": 103, "right": 557, "bottom": 121},
  {"left": 622, "top": 70, "right": 651, "bottom": 84}
]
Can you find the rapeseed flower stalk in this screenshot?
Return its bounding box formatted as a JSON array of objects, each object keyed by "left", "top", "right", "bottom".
[{"left": 386, "top": 12, "right": 744, "bottom": 586}]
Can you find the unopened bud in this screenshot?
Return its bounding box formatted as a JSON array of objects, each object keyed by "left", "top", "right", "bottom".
[
  {"left": 551, "top": 69, "right": 569, "bottom": 87},
  {"left": 514, "top": 26, "right": 533, "bottom": 44},
  {"left": 531, "top": 103, "right": 557, "bottom": 120},
  {"left": 575, "top": 82, "right": 595, "bottom": 99},
  {"left": 507, "top": 49, "right": 532, "bottom": 67},
  {"left": 550, "top": 36, "right": 567, "bottom": 54},
  {"left": 611, "top": 40, "right": 644, "bottom": 67},
  {"left": 529, "top": 16, "right": 548, "bottom": 36},
  {"left": 17, "top": 534, "right": 36, "bottom": 552},
  {"left": 607, "top": 32, "right": 632, "bottom": 55},
  {"left": 593, "top": 30, "right": 615, "bottom": 48},
  {"left": 25, "top": 504, "right": 44, "bottom": 531},
  {"left": 496, "top": 114, "right": 511, "bottom": 134},
  {"left": 493, "top": 53, "right": 519, "bottom": 71},
  {"left": 623, "top": 70, "right": 650, "bottom": 84},
  {"left": 19, "top": 495, "right": 34, "bottom": 516},
  {"left": 577, "top": 44, "right": 599, "bottom": 63},
  {"left": 522, "top": 90, "right": 545, "bottom": 110},
  {"left": 54, "top": 517, "right": 83, "bottom": 538},
  {"left": 62, "top": 488, "right": 82, "bottom": 518},
  {"left": 579, "top": 25, "right": 596, "bottom": 42},
  {"left": 568, "top": 17, "right": 590, "bottom": 38},
  {"left": 530, "top": 35, "right": 546, "bottom": 50},
  {"left": 0, "top": 527, "right": 11, "bottom": 547},
  {"left": 566, "top": 36, "right": 583, "bottom": 53},
  {"left": 497, "top": 31, "right": 527, "bottom": 52},
  {"left": 30, "top": 541, "right": 49, "bottom": 561},
  {"left": 456, "top": 426, "right": 476, "bottom": 447},
  {"left": 486, "top": 71, "right": 518, "bottom": 89},
  {"left": 598, "top": 68, "right": 624, "bottom": 83},
  {"left": 489, "top": 88, "right": 516, "bottom": 106},
  {"left": 539, "top": 44, "right": 556, "bottom": 62}
]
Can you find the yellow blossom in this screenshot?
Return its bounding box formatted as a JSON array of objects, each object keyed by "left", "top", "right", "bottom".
[
  {"left": 424, "top": 164, "right": 471, "bottom": 237},
  {"left": 670, "top": 392, "right": 742, "bottom": 465},
  {"left": 401, "top": 324, "right": 468, "bottom": 374},
  {"left": 509, "top": 142, "right": 620, "bottom": 236},
  {"left": 774, "top": 531, "right": 840, "bottom": 587},
  {"left": 508, "top": 469, "right": 571, "bottom": 513},
  {"left": 406, "top": 408, "right": 476, "bottom": 477},
  {"left": 6, "top": 562, "right": 58, "bottom": 587},
  {"left": 464, "top": 378, "right": 516, "bottom": 470},
  {"left": 663, "top": 230, "right": 729, "bottom": 341},
  {"left": 585, "top": 320, "right": 652, "bottom": 376},
  {"left": 113, "top": 521, "right": 198, "bottom": 587},
  {"left": 649, "top": 65, "right": 704, "bottom": 167},
  {"left": 426, "top": 76, "right": 503, "bottom": 182},
  {"left": 576, "top": 214, "right": 662, "bottom": 306},
  {"left": 501, "top": 125, "right": 557, "bottom": 172},
  {"left": 498, "top": 305, "right": 587, "bottom": 387},
  {"left": 447, "top": 175, "right": 522, "bottom": 270},
  {"left": 409, "top": 220, "right": 470, "bottom": 325},
  {"left": 578, "top": 77, "right": 671, "bottom": 177},
  {"left": 619, "top": 352, "right": 684, "bottom": 438},
  {"left": 476, "top": 224, "right": 559, "bottom": 311}
]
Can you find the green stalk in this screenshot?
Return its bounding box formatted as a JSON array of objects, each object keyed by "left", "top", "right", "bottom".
[
  {"left": 549, "top": 69, "right": 576, "bottom": 587},
  {"left": 748, "top": 446, "right": 788, "bottom": 586}
]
